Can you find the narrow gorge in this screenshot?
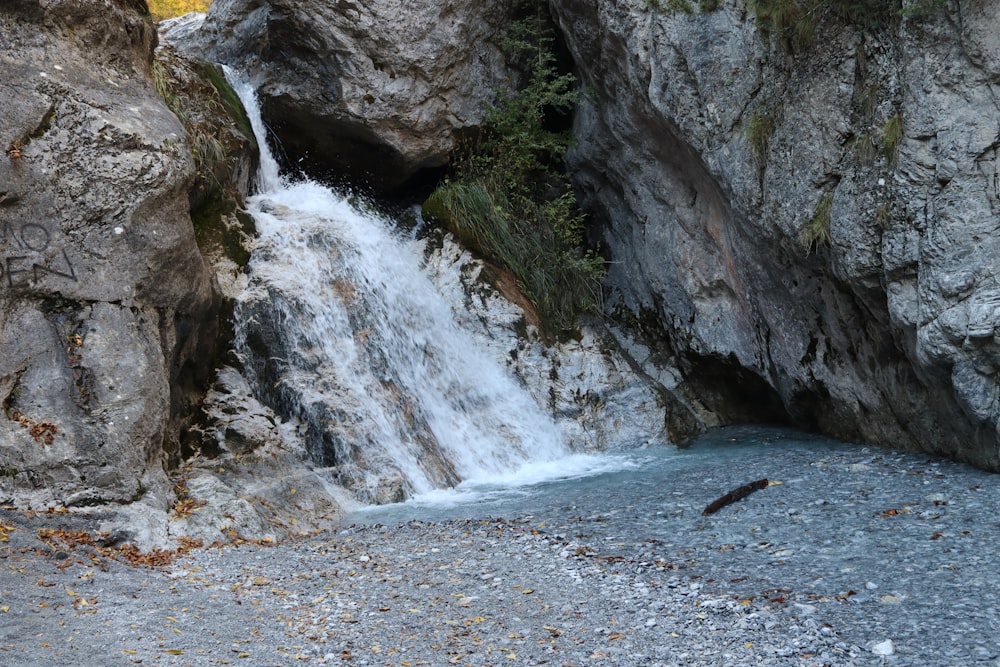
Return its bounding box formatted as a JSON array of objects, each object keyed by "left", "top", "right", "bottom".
[{"left": 1, "top": 0, "right": 999, "bottom": 542}]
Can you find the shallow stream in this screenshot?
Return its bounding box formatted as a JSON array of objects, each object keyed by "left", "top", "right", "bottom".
[{"left": 351, "top": 425, "right": 1000, "bottom": 663}]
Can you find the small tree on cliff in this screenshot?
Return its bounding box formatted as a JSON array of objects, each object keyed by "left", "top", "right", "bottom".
[{"left": 422, "top": 2, "right": 605, "bottom": 336}]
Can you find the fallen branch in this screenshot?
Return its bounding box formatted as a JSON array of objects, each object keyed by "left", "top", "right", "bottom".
[{"left": 702, "top": 478, "right": 769, "bottom": 516}]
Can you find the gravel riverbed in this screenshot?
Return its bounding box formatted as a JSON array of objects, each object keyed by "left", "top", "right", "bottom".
[{"left": 2, "top": 430, "right": 998, "bottom": 666}]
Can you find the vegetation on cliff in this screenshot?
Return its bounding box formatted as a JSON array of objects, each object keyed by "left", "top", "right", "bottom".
[
  {"left": 423, "top": 3, "right": 606, "bottom": 335},
  {"left": 748, "top": 0, "right": 949, "bottom": 51},
  {"left": 151, "top": 44, "right": 256, "bottom": 266}
]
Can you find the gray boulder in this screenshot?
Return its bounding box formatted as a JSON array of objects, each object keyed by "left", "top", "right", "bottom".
[
  {"left": 550, "top": 1, "right": 1000, "bottom": 467},
  {"left": 0, "top": 0, "right": 218, "bottom": 508},
  {"left": 165, "top": 0, "right": 522, "bottom": 190}
]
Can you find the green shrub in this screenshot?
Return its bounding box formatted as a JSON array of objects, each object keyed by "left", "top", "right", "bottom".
[
  {"left": 852, "top": 132, "right": 877, "bottom": 165},
  {"left": 880, "top": 113, "right": 903, "bottom": 168},
  {"left": 746, "top": 108, "right": 775, "bottom": 161},
  {"left": 646, "top": 0, "right": 695, "bottom": 12},
  {"left": 800, "top": 192, "right": 833, "bottom": 251},
  {"left": 422, "top": 3, "right": 605, "bottom": 334},
  {"left": 747, "top": 0, "right": 947, "bottom": 51},
  {"left": 900, "top": 0, "right": 947, "bottom": 19}
]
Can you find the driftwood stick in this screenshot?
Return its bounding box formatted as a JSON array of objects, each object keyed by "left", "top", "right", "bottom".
[{"left": 702, "top": 478, "right": 769, "bottom": 516}]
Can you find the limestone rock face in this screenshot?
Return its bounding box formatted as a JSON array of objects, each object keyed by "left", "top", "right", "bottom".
[
  {"left": 0, "top": 0, "right": 217, "bottom": 508},
  {"left": 549, "top": 2, "right": 1000, "bottom": 467},
  {"left": 167, "top": 366, "right": 344, "bottom": 546},
  {"left": 422, "top": 233, "right": 682, "bottom": 452},
  {"left": 166, "top": 0, "right": 520, "bottom": 190}
]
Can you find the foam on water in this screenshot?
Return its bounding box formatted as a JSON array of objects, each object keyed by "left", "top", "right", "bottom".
[{"left": 225, "top": 69, "right": 629, "bottom": 504}]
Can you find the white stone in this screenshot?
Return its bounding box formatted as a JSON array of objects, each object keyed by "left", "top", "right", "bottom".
[{"left": 872, "top": 639, "right": 895, "bottom": 656}]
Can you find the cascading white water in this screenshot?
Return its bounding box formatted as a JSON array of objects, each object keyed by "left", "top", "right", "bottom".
[{"left": 225, "top": 72, "right": 570, "bottom": 504}]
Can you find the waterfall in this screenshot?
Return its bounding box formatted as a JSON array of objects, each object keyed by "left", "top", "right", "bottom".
[{"left": 225, "top": 72, "right": 569, "bottom": 504}]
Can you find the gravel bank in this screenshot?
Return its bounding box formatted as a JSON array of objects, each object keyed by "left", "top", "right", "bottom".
[{"left": 2, "top": 430, "right": 998, "bottom": 666}]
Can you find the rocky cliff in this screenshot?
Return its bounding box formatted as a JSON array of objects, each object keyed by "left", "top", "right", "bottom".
[
  {"left": 0, "top": 0, "right": 218, "bottom": 508},
  {"left": 165, "top": 0, "right": 524, "bottom": 191},
  {"left": 549, "top": 0, "right": 1000, "bottom": 468},
  {"left": 5, "top": 0, "right": 996, "bottom": 528},
  {"left": 166, "top": 0, "right": 1000, "bottom": 471}
]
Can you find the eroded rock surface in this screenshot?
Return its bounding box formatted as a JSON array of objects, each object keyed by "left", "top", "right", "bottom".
[
  {"left": 0, "top": 0, "right": 217, "bottom": 508},
  {"left": 423, "top": 232, "right": 687, "bottom": 452},
  {"left": 165, "top": 0, "right": 522, "bottom": 190},
  {"left": 550, "top": 1, "right": 1000, "bottom": 468}
]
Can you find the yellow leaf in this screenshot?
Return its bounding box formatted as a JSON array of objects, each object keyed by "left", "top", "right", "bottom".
[
  {"left": 166, "top": 616, "right": 179, "bottom": 622},
  {"left": 0, "top": 606, "right": 9, "bottom": 613},
  {"left": 165, "top": 649, "right": 184, "bottom": 655},
  {"left": 522, "top": 589, "right": 534, "bottom": 594},
  {"left": 745, "top": 642, "right": 754, "bottom": 649},
  {"left": 609, "top": 632, "right": 626, "bottom": 641},
  {"left": 123, "top": 649, "right": 137, "bottom": 655}
]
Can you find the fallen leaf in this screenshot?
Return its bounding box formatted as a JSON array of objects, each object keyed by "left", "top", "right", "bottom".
[{"left": 609, "top": 632, "right": 626, "bottom": 641}]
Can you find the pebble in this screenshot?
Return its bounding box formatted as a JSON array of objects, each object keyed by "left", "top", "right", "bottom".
[
  {"left": 873, "top": 639, "right": 896, "bottom": 656},
  {"left": 3, "top": 429, "right": 1000, "bottom": 665}
]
